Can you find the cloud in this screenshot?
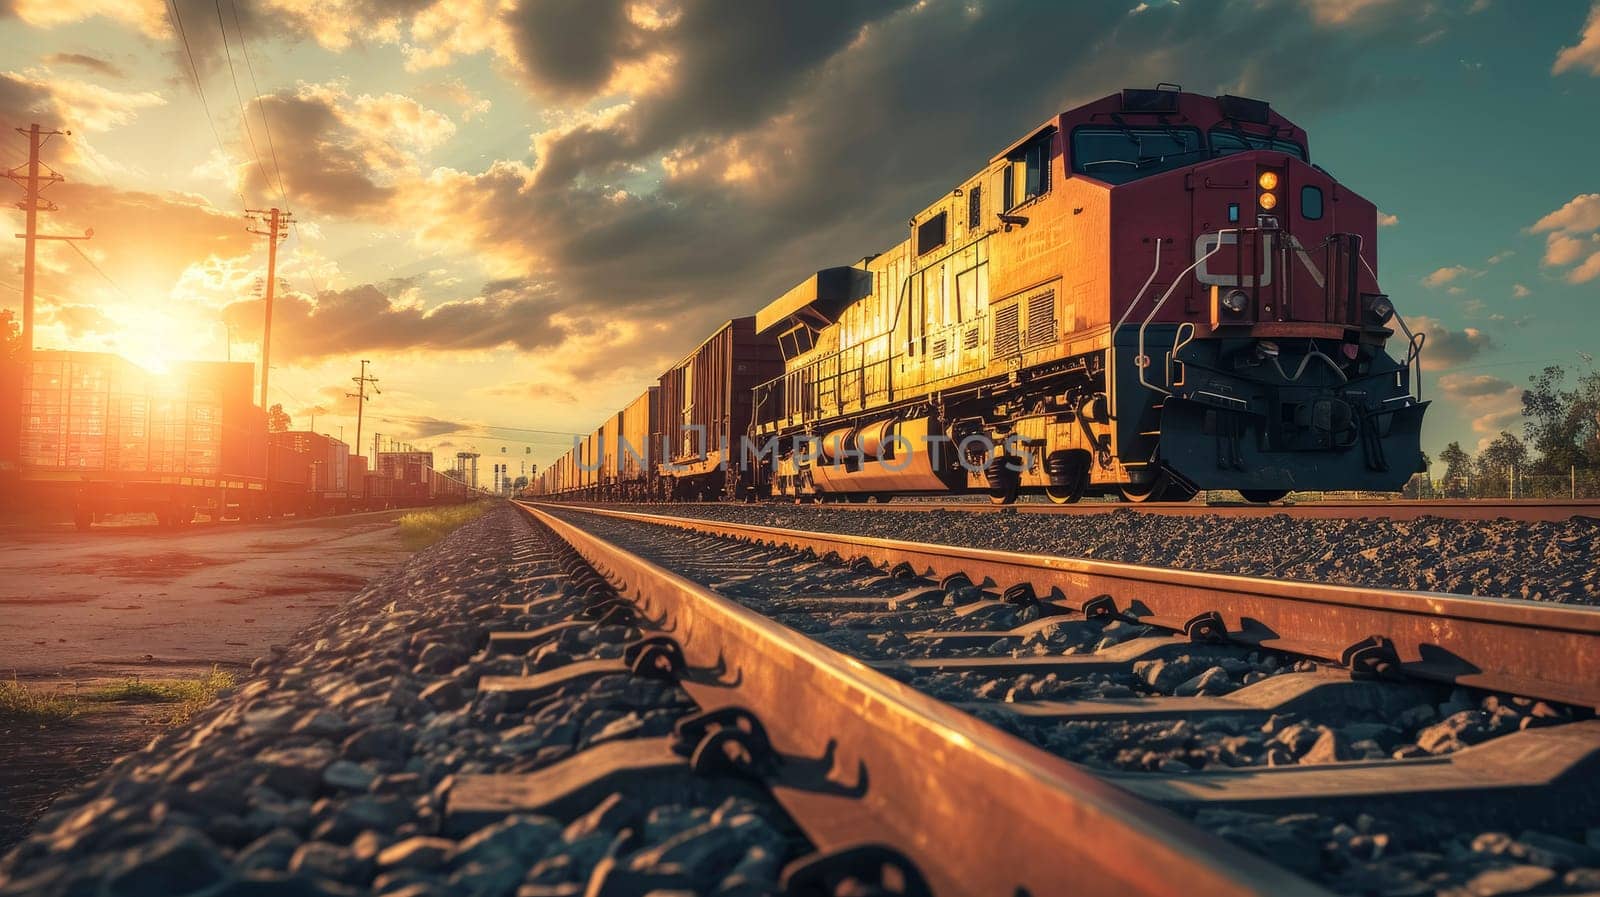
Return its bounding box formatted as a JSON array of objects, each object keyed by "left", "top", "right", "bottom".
[
  {"left": 0, "top": 0, "right": 165, "bottom": 37},
  {"left": 43, "top": 52, "right": 125, "bottom": 78},
  {"left": 1533, "top": 193, "right": 1600, "bottom": 233},
  {"left": 1438, "top": 372, "right": 1513, "bottom": 398},
  {"left": 1532, "top": 193, "right": 1600, "bottom": 283},
  {"left": 0, "top": 68, "right": 163, "bottom": 137},
  {"left": 477, "top": 381, "right": 581, "bottom": 404},
  {"left": 1571, "top": 251, "right": 1600, "bottom": 284},
  {"left": 1486, "top": 250, "right": 1512, "bottom": 264},
  {"left": 1512, "top": 283, "right": 1531, "bottom": 298},
  {"left": 1377, "top": 211, "right": 1399, "bottom": 227},
  {"left": 240, "top": 82, "right": 454, "bottom": 216},
  {"left": 1422, "top": 265, "right": 1478, "bottom": 288},
  {"left": 44, "top": 302, "right": 114, "bottom": 336},
  {"left": 415, "top": 76, "right": 491, "bottom": 120},
  {"left": 218, "top": 279, "right": 573, "bottom": 361},
  {"left": 1301, "top": 0, "right": 1408, "bottom": 27},
  {"left": 1411, "top": 316, "right": 1494, "bottom": 369},
  {"left": 1438, "top": 372, "right": 1522, "bottom": 440},
  {"left": 1553, "top": 1, "right": 1600, "bottom": 76},
  {"left": 370, "top": 414, "right": 467, "bottom": 440}
]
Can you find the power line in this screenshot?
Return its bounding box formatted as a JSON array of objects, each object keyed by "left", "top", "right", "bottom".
[
  {"left": 227, "top": 0, "right": 289, "bottom": 211},
  {"left": 213, "top": 0, "right": 271, "bottom": 207},
  {"left": 163, "top": 0, "right": 233, "bottom": 198},
  {"left": 65, "top": 240, "right": 134, "bottom": 303}
]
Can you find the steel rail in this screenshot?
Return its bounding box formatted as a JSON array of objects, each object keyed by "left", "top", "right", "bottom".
[
  {"left": 574, "top": 498, "right": 1600, "bottom": 522},
  {"left": 519, "top": 502, "right": 1328, "bottom": 897},
  {"left": 831, "top": 498, "right": 1600, "bottom": 522},
  {"left": 539, "top": 503, "right": 1600, "bottom": 710}
]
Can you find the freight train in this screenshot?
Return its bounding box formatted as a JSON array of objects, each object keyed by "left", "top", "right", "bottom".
[
  {"left": 14, "top": 350, "right": 475, "bottom": 528},
  {"left": 531, "top": 87, "right": 1427, "bottom": 504}
]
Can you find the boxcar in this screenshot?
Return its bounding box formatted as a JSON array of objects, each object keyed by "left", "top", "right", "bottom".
[{"left": 657, "top": 317, "right": 782, "bottom": 500}]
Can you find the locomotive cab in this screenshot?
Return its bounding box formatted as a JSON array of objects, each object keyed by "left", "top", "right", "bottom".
[{"left": 1088, "top": 90, "right": 1426, "bottom": 500}]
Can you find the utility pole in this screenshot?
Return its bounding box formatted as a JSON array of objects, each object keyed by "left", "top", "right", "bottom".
[
  {"left": 7, "top": 124, "right": 93, "bottom": 353},
  {"left": 373, "top": 432, "right": 380, "bottom": 462},
  {"left": 346, "top": 359, "right": 379, "bottom": 456},
  {"left": 246, "top": 208, "right": 292, "bottom": 408}
]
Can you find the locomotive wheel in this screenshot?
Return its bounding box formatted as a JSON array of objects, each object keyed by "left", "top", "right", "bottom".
[
  {"left": 844, "top": 493, "right": 869, "bottom": 504},
  {"left": 1045, "top": 480, "right": 1086, "bottom": 504},
  {"left": 1240, "top": 489, "right": 1290, "bottom": 503},
  {"left": 1119, "top": 472, "right": 1195, "bottom": 503},
  {"left": 1044, "top": 456, "right": 1089, "bottom": 505}
]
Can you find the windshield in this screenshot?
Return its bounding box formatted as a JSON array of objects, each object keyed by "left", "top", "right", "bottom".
[
  {"left": 1210, "top": 128, "right": 1306, "bottom": 160},
  {"left": 1071, "top": 126, "right": 1205, "bottom": 185}
]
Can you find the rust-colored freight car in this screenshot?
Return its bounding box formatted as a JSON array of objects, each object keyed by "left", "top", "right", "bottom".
[
  {"left": 657, "top": 317, "right": 782, "bottom": 500},
  {"left": 272, "top": 431, "right": 351, "bottom": 514},
  {"left": 618, "top": 386, "right": 659, "bottom": 499}
]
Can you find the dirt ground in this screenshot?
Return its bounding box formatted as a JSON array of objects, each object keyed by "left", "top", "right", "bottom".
[{"left": 0, "top": 510, "right": 414, "bottom": 850}]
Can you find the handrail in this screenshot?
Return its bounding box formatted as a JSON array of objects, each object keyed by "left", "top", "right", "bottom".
[
  {"left": 1113, "top": 238, "right": 1165, "bottom": 332},
  {"left": 1137, "top": 230, "right": 1238, "bottom": 396},
  {"left": 1358, "top": 253, "right": 1424, "bottom": 402},
  {"left": 1108, "top": 238, "right": 1165, "bottom": 420}
]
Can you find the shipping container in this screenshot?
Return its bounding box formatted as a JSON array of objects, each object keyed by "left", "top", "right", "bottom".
[{"left": 19, "top": 352, "right": 271, "bottom": 527}]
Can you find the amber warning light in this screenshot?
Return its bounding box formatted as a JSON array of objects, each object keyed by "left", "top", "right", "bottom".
[{"left": 1258, "top": 169, "right": 1279, "bottom": 209}]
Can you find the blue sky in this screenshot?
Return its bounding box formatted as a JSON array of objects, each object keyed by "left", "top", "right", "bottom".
[{"left": 0, "top": 0, "right": 1596, "bottom": 467}]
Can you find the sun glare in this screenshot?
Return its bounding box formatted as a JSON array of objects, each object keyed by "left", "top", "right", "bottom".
[{"left": 95, "top": 306, "right": 227, "bottom": 375}]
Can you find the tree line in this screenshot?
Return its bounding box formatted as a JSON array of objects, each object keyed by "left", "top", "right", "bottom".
[{"left": 1417, "top": 363, "right": 1600, "bottom": 499}]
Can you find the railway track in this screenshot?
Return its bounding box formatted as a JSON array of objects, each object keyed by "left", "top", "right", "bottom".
[{"left": 505, "top": 501, "right": 1600, "bottom": 896}]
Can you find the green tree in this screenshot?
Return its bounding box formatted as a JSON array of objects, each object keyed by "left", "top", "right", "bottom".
[
  {"left": 1474, "top": 431, "right": 1529, "bottom": 498},
  {"left": 1522, "top": 365, "right": 1600, "bottom": 474},
  {"left": 266, "top": 403, "right": 292, "bottom": 433},
  {"left": 1439, "top": 441, "right": 1472, "bottom": 497}
]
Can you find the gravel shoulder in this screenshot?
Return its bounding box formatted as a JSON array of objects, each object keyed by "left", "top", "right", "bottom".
[
  {"left": 0, "top": 504, "right": 807, "bottom": 897},
  {"left": 592, "top": 503, "right": 1600, "bottom": 605}
]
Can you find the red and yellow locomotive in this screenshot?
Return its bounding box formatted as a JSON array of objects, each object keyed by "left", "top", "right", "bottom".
[
  {"left": 750, "top": 86, "right": 1425, "bottom": 503},
  {"left": 532, "top": 86, "right": 1426, "bottom": 504}
]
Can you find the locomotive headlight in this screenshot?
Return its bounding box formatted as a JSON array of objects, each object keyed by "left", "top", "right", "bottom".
[
  {"left": 1258, "top": 191, "right": 1278, "bottom": 210},
  {"left": 1257, "top": 171, "right": 1279, "bottom": 190},
  {"left": 1222, "top": 289, "right": 1249, "bottom": 314},
  {"left": 1363, "top": 293, "right": 1395, "bottom": 325}
]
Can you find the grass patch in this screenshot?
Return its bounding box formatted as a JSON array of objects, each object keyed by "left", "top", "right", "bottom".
[
  {"left": 397, "top": 501, "right": 488, "bottom": 550},
  {"left": 0, "top": 676, "right": 79, "bottom": 724},
  {"left": 83, "top": 668, "right": 236, "bottom": 727},
  {"left": 0, "top": 668, "right": 235, "bottom": 728}
]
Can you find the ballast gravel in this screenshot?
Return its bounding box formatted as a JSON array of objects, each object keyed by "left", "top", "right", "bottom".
[
  {"left": 600, "top": 503, "right": 1600, "bottom": 605},
  {"left": 0, "top": 504, "right": 807, "bottom": 897}
]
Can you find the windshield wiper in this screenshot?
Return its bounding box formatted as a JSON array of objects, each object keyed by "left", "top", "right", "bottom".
[{"left": 1134, "top": 147, "right": 1208, "bottom": 168}]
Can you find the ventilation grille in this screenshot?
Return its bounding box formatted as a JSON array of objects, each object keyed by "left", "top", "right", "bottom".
[
  {"left": 931, "top": 338, "right": 948, "bottom": 359},
  {"left": 1023, "top": 291, "right": 1055, "bottom": 349},
  {"left": 962, "top": 326, "right": 981, "bottom": 350},
  {"left": 993, "top": 303, "right": 1021, "bottom": 357}
]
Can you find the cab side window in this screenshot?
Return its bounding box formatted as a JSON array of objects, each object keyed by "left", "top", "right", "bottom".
[{"left": 1003, "top": 133, "right": 1052, "bottom": 210}]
